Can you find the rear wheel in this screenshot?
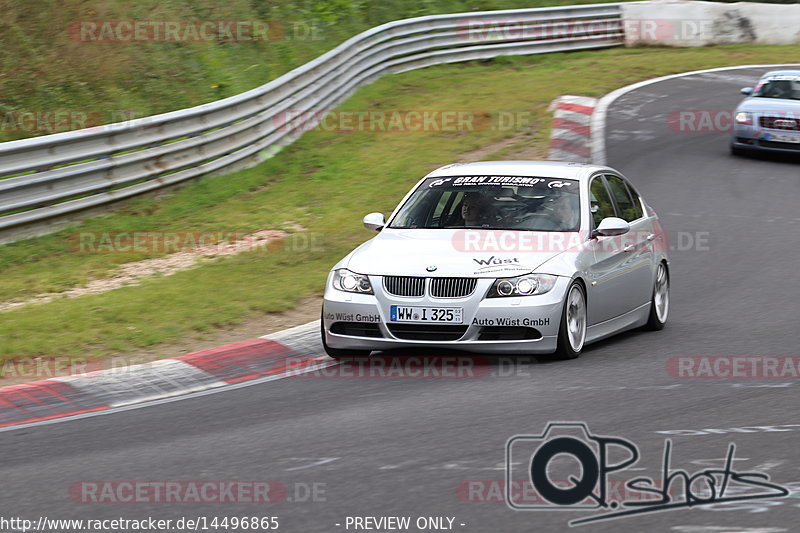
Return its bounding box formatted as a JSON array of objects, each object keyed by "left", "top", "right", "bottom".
[
  {"left": 320, "top": 315, "right": 372, "bottom": 360},
  {"left": 644, "top": 262, "right": 669, "bottom": 331},
  {"left": 553, "top": 281, "right": 587, "bottom": 360}
]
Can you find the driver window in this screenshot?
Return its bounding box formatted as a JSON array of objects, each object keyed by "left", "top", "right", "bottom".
[
  {"left": 432, "top": 191, "right": 457, "bottom": 226},
  {"left": 589, "top": 177, "right": 615, "bottom": 228},
  {"left": 392, "top": 189, "right": 439, "bottom": 228},
  {"left": 605, "top": 175, "right": 641, "bottom": 223},
  {"left": 442, "top": 191, "right": 466, "bottom": 226}
]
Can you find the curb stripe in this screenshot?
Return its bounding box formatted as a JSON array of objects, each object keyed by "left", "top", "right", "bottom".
[
  {"left": 224, "top": 358, "right": 320, "bottom": 384},
  {"left": 0, "top": 406, "right": 110, "bottom": 429},
  {"left": 0, "top": 331, "right": 322, "bottom": 428},
  {"left": 0, "top": 380, "right": 99, "bottom": 412},
  {"left": 548, "top": 95, "right": 596, "bottom": 163},
  {"left": 0, "top": 379, "right": 111, "bottom": 427},
  {"left": 557, "top": 102, "right": 595, "bottom": 115},
  {"left": 177, "top": 338, "right": 299, "bottom": 383},
  {"left": 552, "top": 118, "right": 591, "bottom": 137}
]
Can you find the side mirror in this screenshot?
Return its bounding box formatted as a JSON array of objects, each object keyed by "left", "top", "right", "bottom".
[
  {"left": 594, "top": 217, "right": 630, "bottom": 237},
  {"left": 740, "top": 87, "right": 753, "bottom": 96},
  {"left": 363, "top": 212, "right": 386, "bottom": 231}
]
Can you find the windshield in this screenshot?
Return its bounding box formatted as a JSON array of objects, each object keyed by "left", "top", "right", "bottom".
[
  {"left": 389, "top": 175, "right": 581, "bottom": 231},
  {"left": 753, "top": 76, "right": 800, "bottom": 100}
]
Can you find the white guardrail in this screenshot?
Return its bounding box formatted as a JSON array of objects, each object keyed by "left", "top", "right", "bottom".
[{"left": 0, "top": 3, "right": 625, "bottom": 242}]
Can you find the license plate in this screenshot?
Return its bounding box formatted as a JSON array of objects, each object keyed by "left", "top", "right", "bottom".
[
  {"left": 390, "top": 305, "right": 463, "bottom": 323},
  {"left": 770, "top": 133, "right": 800, "bottom": 143}
]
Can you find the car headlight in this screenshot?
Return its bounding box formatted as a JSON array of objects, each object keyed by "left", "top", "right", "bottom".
[
  {"left": 735, "top": 112, "right": 752, "bottom": 125},
  {"left": 332, "top": 269, "right": 373, "bottom": 294},
  {"left": 487, "top": 274, "right": 558, "bottom": 298}
]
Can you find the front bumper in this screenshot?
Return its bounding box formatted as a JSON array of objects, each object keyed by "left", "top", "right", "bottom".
[
  {"left": 732, "top": 124, "right": 800, "bottom": 154},
  {"left": 322, "top": 274, "right": 570, "bottom": 355}
]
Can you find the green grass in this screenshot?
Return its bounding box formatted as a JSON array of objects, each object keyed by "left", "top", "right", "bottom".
[
  {"left": 1, "top": 43, "right": 798, "bottom": 359},
  {"left": 0, "top": 0, "right": 638, "bottom": 143}
]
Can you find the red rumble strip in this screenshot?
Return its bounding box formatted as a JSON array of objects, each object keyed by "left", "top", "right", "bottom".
[
  {"left": 176, "top": 338, "right": 306, "bottom": 384},
  {"left": 0, "top": 331, "right": 319, "bottom": 428},
  {"left": 548, "top": 96, "right": 597, "bottom": 163},
  {"left": 0, "top": 380, "right": 109, "bottom": 428},
  {"left": 555, "top": 102, "right": 595, "bottom": 115}
]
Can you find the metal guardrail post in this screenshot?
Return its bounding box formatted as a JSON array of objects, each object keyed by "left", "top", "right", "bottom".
[{"left": 0, "top": 4, "right": 623, "bottom": 242}]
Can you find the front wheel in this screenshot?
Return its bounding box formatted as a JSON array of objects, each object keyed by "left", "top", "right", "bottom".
[
  {"left": 643, "top": 262, "right": 669, "bottom": 331},
  {"left": 553, "top": 281, "right": 587, "bottom": 360},
  {"left": 320, "top": 316, "right": 372, "bottom": 360}
]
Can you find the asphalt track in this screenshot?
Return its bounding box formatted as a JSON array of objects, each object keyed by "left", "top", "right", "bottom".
[{"left": 1, "top": 66, "right": 799, "bottom": 533}]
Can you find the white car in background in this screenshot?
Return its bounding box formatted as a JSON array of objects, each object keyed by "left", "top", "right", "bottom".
[
  {"left": 732, "top": 70, "right": 800, "bottom": 156},
  {"left": 322, "top": 161, "right": 669, "bottom": 360}
]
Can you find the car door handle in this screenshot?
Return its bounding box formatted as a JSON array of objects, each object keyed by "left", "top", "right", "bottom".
[
  {"left": 646, "top": 233, "right": 656, "bottom": 241},
  {"left": 623, "top": 244, "right": 636, "bottom": 252}
]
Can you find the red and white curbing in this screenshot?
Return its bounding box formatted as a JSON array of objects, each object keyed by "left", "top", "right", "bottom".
[
  {"left": 0, "top": 321, "right": 326, "bottom": 429},
  {"left": 547, "top": 95, "right": 598, "bottom": 163},
  {"left": 1, "top": 98, "right": 600, "bottom": 431},
  {"left": 6, "top": 65, "right": 798, "bottom": 431}
]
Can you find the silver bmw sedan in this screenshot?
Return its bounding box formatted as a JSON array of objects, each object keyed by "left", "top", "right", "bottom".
[{"left": 321, "top": 161, "right": 669, "bottom": 360}]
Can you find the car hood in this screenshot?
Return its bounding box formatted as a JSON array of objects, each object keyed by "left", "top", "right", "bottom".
[
  {"left": 343, "top": 228, "right": 579, "bottom": 278},
  {"left": 736, "top": 97, "right": 800, "bottom": 113}
]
